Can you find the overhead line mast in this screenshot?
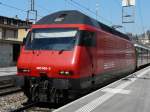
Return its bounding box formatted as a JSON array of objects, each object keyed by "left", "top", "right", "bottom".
[
  {"left": 122, "top": 0, "right": 136, "bottom": 23},
  {"left": 27, "top": 0, "right": 37, "bottom": 23}
]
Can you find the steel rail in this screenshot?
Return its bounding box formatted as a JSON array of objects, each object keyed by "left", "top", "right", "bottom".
[{"left": 11, "top": 102, "right": 39, "bottom": 112}]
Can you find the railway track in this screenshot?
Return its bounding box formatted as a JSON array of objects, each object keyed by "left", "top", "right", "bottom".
[
  {"left": 0, "top": 79, "right": 22, "bottom": 96},
  {"left": 11, "top": 102, "right": 39, "bottom": 112},
  {"left": 0, "top": 86, "right": 22, "bottom": 96},
  {"left": 11, "top": 102, "right": 54, "bottom": 112}
]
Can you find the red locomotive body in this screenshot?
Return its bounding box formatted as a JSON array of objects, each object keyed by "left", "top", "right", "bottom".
[{"left": 17, "top": 10, "right": 136, "bottom": 103}]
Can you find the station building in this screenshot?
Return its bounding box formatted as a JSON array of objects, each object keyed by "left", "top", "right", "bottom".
[{"left": 0, "top": 16, "right": 32, "bottom": 67}]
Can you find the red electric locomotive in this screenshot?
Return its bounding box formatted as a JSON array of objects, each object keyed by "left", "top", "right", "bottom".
[{"left": 17, "top": 10, "right": 137, "bottom": 103}]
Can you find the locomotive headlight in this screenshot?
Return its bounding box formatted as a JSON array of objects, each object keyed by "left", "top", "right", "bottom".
[
  {"left": 59, "top": 70, "right": 73, "bottom": 76},
  {"left": 65, "top": 71, "right": 70, "bottom": 75},
  {"left": 59, "top": 71, "right": 65, "bottom": 75}
]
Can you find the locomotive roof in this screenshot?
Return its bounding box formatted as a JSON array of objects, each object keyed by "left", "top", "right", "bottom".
[{"left": 36, "top": 10, "right": 130, "bottom": 40}]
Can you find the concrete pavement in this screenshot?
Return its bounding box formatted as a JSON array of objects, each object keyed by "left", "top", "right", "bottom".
[
  {"left": 0, "top": 66, "right": 16, "bottom": 77},
  {"left": 54, "top": 66, "right": 150, "bottom": 112}
]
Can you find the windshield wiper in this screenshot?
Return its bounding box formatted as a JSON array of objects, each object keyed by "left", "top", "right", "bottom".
[{"left": 58, "top": 49, "right": 65, "bottom": 54}]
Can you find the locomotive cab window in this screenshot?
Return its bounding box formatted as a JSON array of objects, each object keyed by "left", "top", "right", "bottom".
[
  {"left": 79, "top": 31, "right": 96, "bottom": 47},
  {"left": 25, "top": 28, "right": 78, "bottom": 50}
]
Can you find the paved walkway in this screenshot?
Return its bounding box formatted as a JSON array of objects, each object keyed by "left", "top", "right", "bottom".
[
  {"left": 0, "top": 66, "right": 16, "bottom": 76},
  {"left": 54, "top": 66, "right": 150, "bottom": 112}
]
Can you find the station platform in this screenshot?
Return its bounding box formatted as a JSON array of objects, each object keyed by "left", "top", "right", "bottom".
[
  {"left": 0, "top": 67, "right": 17, "bottom": 83},
  {"left": 54, "top": 66, "right": 150, "bottom": 112},
  {"left": 0, "top": 66, "right": 16, "bottom": 77}
]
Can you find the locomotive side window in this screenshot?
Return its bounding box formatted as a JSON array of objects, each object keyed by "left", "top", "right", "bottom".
[
  {"left": 25, "top": 31, "right": 31, "bottom": 49},
  {"left": 79, "top": 31, "right": 96, "bottom": 47}
]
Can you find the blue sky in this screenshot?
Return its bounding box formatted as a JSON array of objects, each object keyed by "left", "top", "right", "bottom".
[{"left": 0, "top": 0, "right": 149, "bottom": 34}]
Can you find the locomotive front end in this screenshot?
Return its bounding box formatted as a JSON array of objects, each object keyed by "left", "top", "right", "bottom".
[{"left": 17, "top": 27, "right": 82, "bottom": 103}]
